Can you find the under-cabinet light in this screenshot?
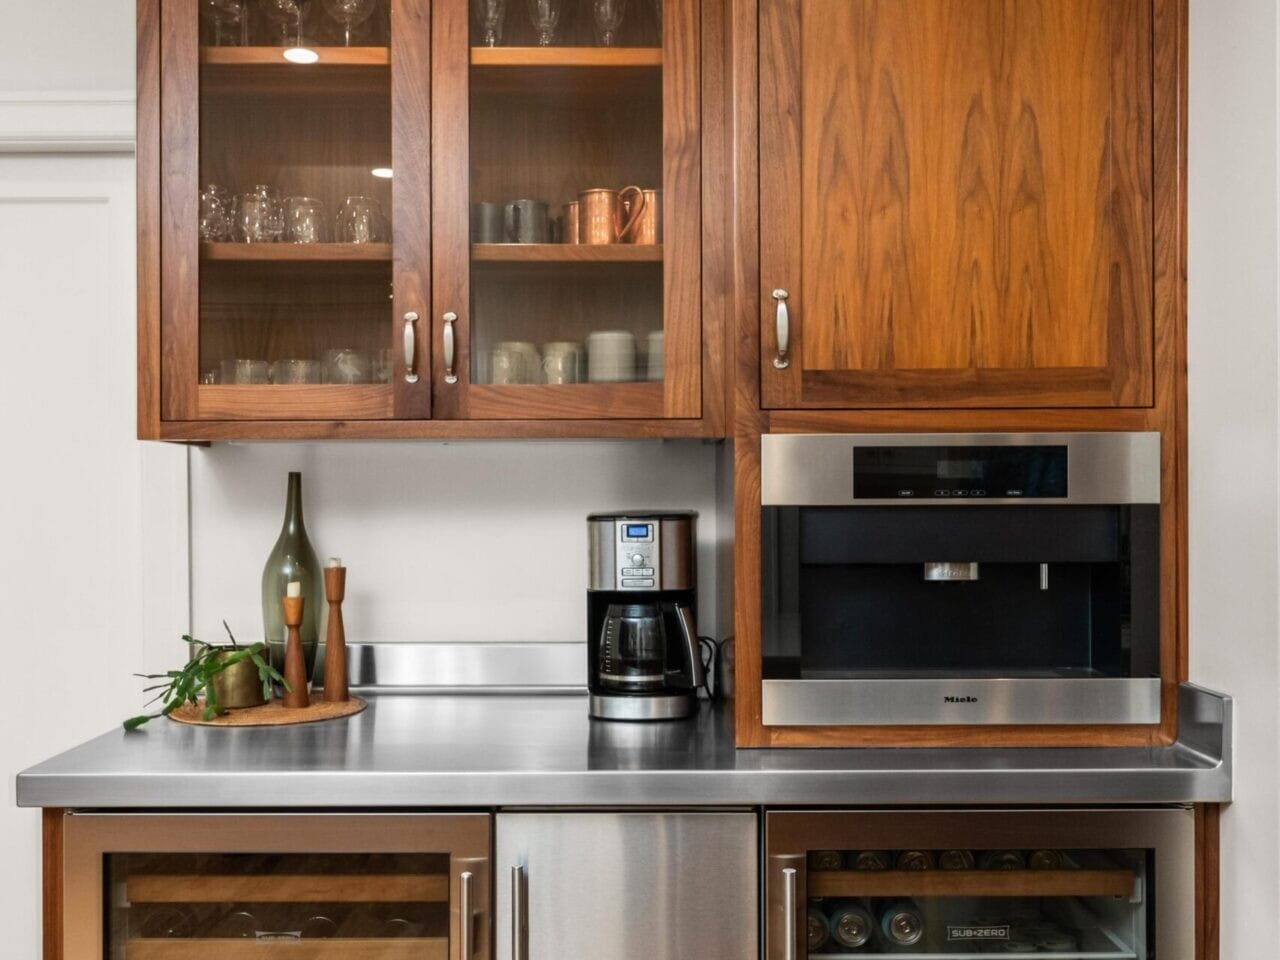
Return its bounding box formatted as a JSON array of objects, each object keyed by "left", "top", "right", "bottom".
[
  {"left": 371, "top": 167, "right": 394, "bottom": 179},
  {"left": 283, "top": 47, "right": 320, "bottom": 64}
]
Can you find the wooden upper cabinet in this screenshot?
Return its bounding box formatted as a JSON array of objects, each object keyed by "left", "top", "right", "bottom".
[
  {"left": 156, "top": 0, "right": 432, "bottom": 423},
  {"left": 759, "top": 0, "right": 1156, "bottom": 409},
  {"left": 429, "top": 0, "right": 701, "bottom": 420}
]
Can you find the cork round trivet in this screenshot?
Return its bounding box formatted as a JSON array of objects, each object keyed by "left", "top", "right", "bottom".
[{"left": 167, "top": 696, "right": 366, "bottom": 727}]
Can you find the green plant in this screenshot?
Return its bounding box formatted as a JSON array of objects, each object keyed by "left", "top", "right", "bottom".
[{"left": 124, "top": 622, "right": 290, "bottom": 730}]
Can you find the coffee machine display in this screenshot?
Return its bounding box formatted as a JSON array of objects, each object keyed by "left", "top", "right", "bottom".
[{"left": 588, "top": 512, "right": 704, "bottom": 721}]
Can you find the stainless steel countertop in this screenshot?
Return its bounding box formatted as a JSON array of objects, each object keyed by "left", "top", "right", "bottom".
[{"left": 16, "top": 683, "right": 1232, "bottom": 808}]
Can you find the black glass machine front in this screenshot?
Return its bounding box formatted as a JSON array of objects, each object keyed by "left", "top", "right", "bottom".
[{"left": 759, "top": 433, "right": 1163, "bottom": 727}]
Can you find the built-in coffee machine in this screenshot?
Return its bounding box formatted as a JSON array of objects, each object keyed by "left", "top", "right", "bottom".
[
  {"left": 760, "top": 433, "right": 1162, "bottom": 726},
  {"left": 587, "top": 512, "right": 704, "bottom": 721}
]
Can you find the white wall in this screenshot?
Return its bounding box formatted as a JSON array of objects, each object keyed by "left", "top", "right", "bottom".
[
  {"left": 1187, "top": 0, "right": 1280, "bottom": 953},
  {"left": 189, "top": 440, "right": 725, "bottom": 645},
  {"left": 0, "top": 152, "right": 188, "bottom": 958}
]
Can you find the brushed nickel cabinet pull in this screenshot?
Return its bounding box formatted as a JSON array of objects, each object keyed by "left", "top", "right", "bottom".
[
  {"left": 782, "top": 866, "right": 797, "bottom": 960},
  {"left": 403, "top": 311, "right": 420, "bottom": 384},
  {"left": 443, "top": 311, "right": 459, "bottom": 385},
  {"left": 511, "top": 864, "right": 527, "bottom": 960},
  {"left": 459, "top": 869, "right": 474, "bottom": 959},
  {"left": 772, "top": 289, "right": 791, "bottom": 369}
]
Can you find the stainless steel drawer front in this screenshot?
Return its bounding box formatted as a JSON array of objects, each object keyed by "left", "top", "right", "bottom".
[
  {"left": 761, "top": 432, "right": 1161, "bottom": 506},
  {"left": 496, "top": 812, "right": 758, "bottom": 960},
  {"left": 762, "top": 677, "right": 1163, "bottom": 726}
]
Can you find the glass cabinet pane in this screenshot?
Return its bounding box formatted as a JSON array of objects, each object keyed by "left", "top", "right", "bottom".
[
  {"left": 802, "top": 846, "right": 1148, "bottom": 959},
  {"left": 107, "top": 852, "right": 450, "bottom": 957},
  {"left": 196, "top": 2, "right": 395, "bottom": 392},
  {"left": 466, "top": 3, "right": 666, "bottom": 390}
]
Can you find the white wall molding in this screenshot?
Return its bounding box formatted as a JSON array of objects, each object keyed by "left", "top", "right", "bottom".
[{"left": 0, "top": 91, "right": 134, "bottom": 153}]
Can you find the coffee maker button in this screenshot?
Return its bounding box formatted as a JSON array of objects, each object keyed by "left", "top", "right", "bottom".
[
  {"left": 622, "top": 578, "right": 656, "bottom": 588},
  {"left": 631, "top": 553, "right": 646, "bottom": 565}
]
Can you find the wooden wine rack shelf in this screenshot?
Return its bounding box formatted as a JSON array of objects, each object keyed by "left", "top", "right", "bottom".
[
  {"left": 126, "top": 939, "right": 446, "bottom": 960},
  {"left": 807, "top": 868, "right": 1136, "bottom": 899},
  {"left": 127, "top": 873, "right": 449, "bottom": 903}
]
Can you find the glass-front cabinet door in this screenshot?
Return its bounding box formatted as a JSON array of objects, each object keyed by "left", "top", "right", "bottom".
[
  {"left": 766, "top": 810, "right": 1195, "bottom": 960},
  {"left": 63, "top": 814, "right": 490, "bottom": 959},
  {"left": 160, "top": 0, "right": 431, "bottom": 421},
  {"left": 429, "top": 0, "right": 701, "bottom": 419}
]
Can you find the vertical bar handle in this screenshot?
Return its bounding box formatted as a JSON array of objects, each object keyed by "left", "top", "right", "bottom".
[
  {"left": 511, "top": 864, "right": 527, "bottom": 960},
  {"left": 772, "top": 289, "right": 791, "bottom": 369},
  {"left": 403, "top": 311, "right": 420, "bottom": 384},
  {"left": 443, "top": 311, "right": 459, "bottom": 384},
  {"left": 458, "top": 869, "right": 474, "bottom": 959},
  {"left": 782, "top": 867, "right": 797, "bottom": 960}
]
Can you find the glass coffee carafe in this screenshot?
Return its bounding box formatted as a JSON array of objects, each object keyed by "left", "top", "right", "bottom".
[{"left": 597, "top": 603, "right": 675, "bottom": 692}]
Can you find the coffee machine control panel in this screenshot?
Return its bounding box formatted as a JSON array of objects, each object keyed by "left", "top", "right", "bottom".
[{"left": 617, "top": 522, "right": 658, "bottom": 588}]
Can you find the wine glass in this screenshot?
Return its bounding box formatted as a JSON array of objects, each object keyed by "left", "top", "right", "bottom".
[
  {"left": 321, "top": 0, "right": 378, "bottom": 46},
  {"left": 527, "top": 0, "right": 563, "bottom": 46},
  {"left": 471, "top": 0, "right": 507, "bottom": 47},
  {"left": 592, "top": 0, "right": 626, "bottom": 46},
  {"left": 202, "top": 0, "right": 249, "bottom": 45},
  {"left": 261, "top": 0, "right": 313, "bottom": 46}
]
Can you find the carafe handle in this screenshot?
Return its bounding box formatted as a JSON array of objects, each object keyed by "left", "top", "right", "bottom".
[
  {"left": 672, "top": 602, "right": 704, "bottom": 690},
  {"left": 617, "top": 185, "right": 646, "bottom": 242}
]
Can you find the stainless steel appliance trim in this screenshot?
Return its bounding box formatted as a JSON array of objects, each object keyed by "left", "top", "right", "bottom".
[
  {"left": 315, "top": 642, "right": 587, "bottom": 692},
  {"left": 495, "top": 812, "right": 758, "bottom": 960},
  {"left": 589, "top": 691, "right": 698, "bottom": 720},
  {"left": 761, "top": 677, "right": 1163, "bottom": 726},
  {"left": 761, "top": 432, "right": 1161, "bottom": 505}
]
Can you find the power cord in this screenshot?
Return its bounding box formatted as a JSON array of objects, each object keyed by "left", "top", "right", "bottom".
[{"left": 698, "top": 636, "right": 719, "bottom": 701}]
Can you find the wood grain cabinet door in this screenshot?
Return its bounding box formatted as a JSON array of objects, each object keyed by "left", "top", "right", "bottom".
[
  {"left": 157, "top": 0, "right": 432, "bottom": 422},
  {"left": 759, "top": 0, "right": 1155, "bottom": 409}
]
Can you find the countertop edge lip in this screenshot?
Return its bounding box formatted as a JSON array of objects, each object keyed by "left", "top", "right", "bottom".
[{"left": 15, "top": 770, "right": 1233, "bottom": 809}]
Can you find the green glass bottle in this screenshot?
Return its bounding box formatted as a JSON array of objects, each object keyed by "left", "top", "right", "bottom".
[{"left": 261, "top": 471, "right": 321, "bottom": 679}]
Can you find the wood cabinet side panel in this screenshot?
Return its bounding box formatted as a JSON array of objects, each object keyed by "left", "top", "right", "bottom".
[{"left": 43, "top": 809, "right": 64, "bottom": 960}]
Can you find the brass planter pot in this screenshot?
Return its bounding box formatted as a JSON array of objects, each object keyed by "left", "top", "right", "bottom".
[{"left": 209, "top": 650, "right": 267, "bottom": 709}]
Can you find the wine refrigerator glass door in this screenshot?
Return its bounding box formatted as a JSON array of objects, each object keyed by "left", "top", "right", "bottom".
[
  {"left": 63, "top": 814, "right": 490, "bottom": 959},
  {"left": 160, "top": 0, "right": 431, "bottom": 421},
  {"left": 766, "top": 809, "right": 1194, "bottom": 960}
]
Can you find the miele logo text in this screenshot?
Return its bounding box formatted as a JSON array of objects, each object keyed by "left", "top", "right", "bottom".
[{"left": 944, "top": 696, "right": 978, "bottom": 703}]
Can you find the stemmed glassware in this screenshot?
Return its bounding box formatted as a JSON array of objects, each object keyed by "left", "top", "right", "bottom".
[
  {"left": 471, "top": 0, "right": 507, "bottom": 47},
  {"left": 321, "top": 0, "right": 378, "bottom": 46},
  {"left": 261, "top": 0, "right": 314, "bottom": 46},
  {"left": 592, "top": 0, "right": 627, "bottom": 46},
  {"left": 527, "top": 0, "right": 563, "bottom": 46},
  {"left": 201, "top": 0, "right": 249, "bottom": 46}
]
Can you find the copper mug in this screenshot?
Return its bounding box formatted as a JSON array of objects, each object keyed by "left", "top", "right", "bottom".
[
  {"left": 578, "top": 186, "right": 645, "bottom": 244},
  {"left": 563, "top": 201, "right": 580, "bottom": 244},
  {"left": 628, "top": 188, "right": 662, "bottom": 244}
]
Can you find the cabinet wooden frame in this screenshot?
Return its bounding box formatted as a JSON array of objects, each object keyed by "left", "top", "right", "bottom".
[
  {"left": 729, "top": 0, "right": 1188, "bottom": 748},
  {"left": 49, "top": 811, "right": 491, "bottom": 960},
  {"left": 137, "top": 0, "right": 729, "bottom": 440}
]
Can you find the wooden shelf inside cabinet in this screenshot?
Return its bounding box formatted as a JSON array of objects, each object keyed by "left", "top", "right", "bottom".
[
  {"left": 202, "top": 243, "right": 391, "bottom": 263},
  {"left": 470, "top": 46, "right": 661, "bottom": 67},
  {"left": 127, "top": 873, "right": 449, "bottom": 903},
  {"left": 201, "top": 47, "right": 390, "bottom": 96},
  {"left": 127, "top": 939, "right": 445, "bottom": 960},
  {"left": 473, "top": 243, "right": 662, "bottom": 263},
  {"left": 807, "top": 869, "right": 1137, "bottom": 900}
]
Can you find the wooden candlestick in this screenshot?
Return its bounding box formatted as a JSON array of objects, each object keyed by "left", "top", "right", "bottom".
[
  {"left": 281, "top": 592, "right": 310, "bottom": 709},
  {"left": 323, "top": 563, "right": 349, "bottom": 703}
]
